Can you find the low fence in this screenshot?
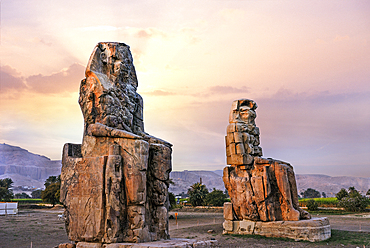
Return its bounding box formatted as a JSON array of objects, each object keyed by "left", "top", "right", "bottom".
[{"left": 0, "top": 202, "right": 18, "bottom": 215}]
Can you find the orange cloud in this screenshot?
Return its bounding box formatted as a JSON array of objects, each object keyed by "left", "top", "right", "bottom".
[
  {"left": 26, "top": 63, "right": 84, "bottom": 94},
  {"left": 0, "top": 66, "right": 27, "bottom": 93},
  {"left": 142, "top": 90, "right": 176, "bottom": 96},
  {"left": 333, "top": 35, "right": 350, "bottom": 42}
]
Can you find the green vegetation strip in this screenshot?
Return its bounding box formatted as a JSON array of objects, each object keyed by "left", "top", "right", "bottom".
[
  {"left": 299, "top": 197, "right": 338, "bottom": 207},
  {"left": 10, "top": 198, "right": 43, "bottom": 204}
]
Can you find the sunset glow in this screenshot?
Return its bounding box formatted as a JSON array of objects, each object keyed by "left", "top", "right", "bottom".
[{"left": 1, "top": 0, "right": 369, "bottom": 176}]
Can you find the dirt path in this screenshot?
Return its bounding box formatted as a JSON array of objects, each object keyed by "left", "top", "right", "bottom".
[
  {"left": 0, "top": 209, "right": 369, "bottom": 248},
  {"left": 0, "top": 208, "right": 70, "bottom": 248},
  {"left": 168, "top": 211, "right": 370, "bottom": 248}
]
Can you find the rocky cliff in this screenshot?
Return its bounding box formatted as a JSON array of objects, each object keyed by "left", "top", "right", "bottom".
[
  {"left": 169, "top": 170, "right": 225, "bottom": 195},
  {"left": 0, "top": 143, "right": 61, "bottom": 188}
]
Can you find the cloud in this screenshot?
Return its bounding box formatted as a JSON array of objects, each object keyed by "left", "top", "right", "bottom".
[
  {"left": 333, "top": 35, "right": 350, "bottom": 42},
  {"left": 79, "top": 25, "right": 121, "bottom": 32},
  {"left": 208, "top": 85, "right": 249, "bottom": 94},
  {"left": 149, "top": 88, "right": 370, "bottom": 176},
  {"left": 26, "top": 63, "right": 84, "bottom": 94},
  {"left": 134, "top": 28, "right": 168, "bottom": 40},
  {"left": 142, "top": 90, "right": 176, "bottom": 96},
  {"left": 0, "top": 66, "right": 27, "bottom": 93},
  {"left": 1, "top": 63, "right": 85, "bottom": 96}
]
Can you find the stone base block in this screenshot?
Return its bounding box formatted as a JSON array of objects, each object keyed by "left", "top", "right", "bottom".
[
  {"left": 74, "top": 239, "right": 217, "bottom": 248},
  {"left": 223, "top": 217, "right": 331, "bottom": 242}
]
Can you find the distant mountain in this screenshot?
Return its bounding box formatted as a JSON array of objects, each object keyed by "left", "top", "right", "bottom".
[
  {"left": 169, "top": 170, "right": 370, "bottom": 197},
  {"left": 1, "top": 143, "right": 369, "bottom": 197},
  {"left": 169, "top": 170, "right": 225, "bottom": 195},
  {"left": 0, "top": 143, "right": 61, "bottom": 189},
  {"left": 296, "top": 174, "right": 370, "bottom": 197}
]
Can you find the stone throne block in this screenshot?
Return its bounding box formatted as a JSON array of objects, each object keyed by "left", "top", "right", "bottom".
[
  {"left": 222, "top": 99, "right": 331, "bottom": 242},
  {"left": 60, "top": 42, "right": 172, "bottom": 244}
]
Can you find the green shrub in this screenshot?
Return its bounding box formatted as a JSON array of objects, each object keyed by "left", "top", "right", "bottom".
[
  {"left": 336, "top": 188, "right": 349, "bottom": 200},
  {"left": 204, "top": 189, "right": 227, "bottom": 206},
  {"left": 306, "top": 199, "right": 319, "bottom": 211},
  {"left": 337, "top": 196, "right": 369, "bottom": 212}
]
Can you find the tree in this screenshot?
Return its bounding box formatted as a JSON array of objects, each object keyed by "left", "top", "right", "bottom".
[
  {"left": 169, "top": 192, "right": 176, "bottom": 210},
  {"left": 367, "top": 189, "right": 370, "bottom": 196},
  {"left": 205, "top": 188, "right": 228, "bottom": 206},
  {"left": 337, "top": 186, "right": 370, "bottom": 212},
  {"left": 44, "top": 175, "right": 60, "bottom": 188},
  {"left": 302, "top": 188, "right": 321, "bottom": 198},
  {"left": 15, "top": 192, "right": 31, "bottom": 199},
  {"left": 336, "top": 188, "right": 349, "bottom": 200},
  {"left": 31, "top": 189, "right": 42, "bottom": 199},
  {"left": 0, "top": 178, "right": 14, "bottom": 201},
  {"left": 348, "top": 187, "right": 361, "bottom": 198},
  {"left": 41, "top": 175, "right": 61, "bottom": 206},
  {"left": 187, "top": 182, "right": 209, "bottom": 207},
  {"left": 322, "top": 192, "right": 326, "bottom": 198}
]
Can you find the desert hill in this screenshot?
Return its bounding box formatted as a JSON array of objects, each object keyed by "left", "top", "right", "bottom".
[
  {"left": 169, "top": 170, "right": 225, "bottom": 195},
  {"left": 0, "top": 143, "right": 61, "bottom": 189},
  {"left": 295, "top": 174, "right": 370, "bottom": 197},
  {"left": 1, "top": 143, "right": 369, "bottom": 197}
]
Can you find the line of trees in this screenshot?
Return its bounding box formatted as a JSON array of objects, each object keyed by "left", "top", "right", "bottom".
[
  {"left": 0, "top": 176, "right": 60, "bottom": 206},
  {"left": 336, "top": 187, "right": 369, "bottom": 212},
  {"left": 186, "top": 182, "right": 228, "bottom": 207}
]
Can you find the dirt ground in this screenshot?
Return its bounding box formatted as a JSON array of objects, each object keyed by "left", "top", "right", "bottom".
[{"left": 0, "top": 207, "right": 369, "bottom": 248}]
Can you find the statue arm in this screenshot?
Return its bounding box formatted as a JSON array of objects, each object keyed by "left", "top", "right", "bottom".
[{"left": 87, "top": 123, "right": 141, "bottom": 139}]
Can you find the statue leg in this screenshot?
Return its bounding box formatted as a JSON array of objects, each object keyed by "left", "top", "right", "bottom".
[{"left": 273, "top": 162, "right": 300, "bottom": 221}]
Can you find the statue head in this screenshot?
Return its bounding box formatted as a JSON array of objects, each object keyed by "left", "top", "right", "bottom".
[
  {"left": 229, "top": 99, "right": 257, "bottom": 124},
  {"left": 79, "top": 42, "right": 144, "bottom": 135}
]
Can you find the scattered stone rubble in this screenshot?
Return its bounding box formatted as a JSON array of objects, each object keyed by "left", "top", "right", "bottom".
[{"left": 222, "top": 99, "right": 331, "bottom": 241}]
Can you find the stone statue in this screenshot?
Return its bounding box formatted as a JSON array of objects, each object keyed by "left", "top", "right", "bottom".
[
  {"left": 60, "top": 42, "right": 172, "bottom": 244},
  {"left": 223, "top": 99, "right": 310, "bottom": 222}
]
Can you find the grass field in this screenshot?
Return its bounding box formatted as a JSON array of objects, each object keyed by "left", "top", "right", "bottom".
[
  {"left": 299, "top": 197, "right": 338, "bottom": 207},
  {"left": 9, "top": 198, "right": 43, "bottom": 204}
]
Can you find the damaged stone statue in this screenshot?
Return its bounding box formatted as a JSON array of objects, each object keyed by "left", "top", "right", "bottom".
[
  {"left": 60, "top": 42, "right": 172, "bottom": 244},
  {"left": 223, "top": 99, "right": 331, "bottom": 242}
]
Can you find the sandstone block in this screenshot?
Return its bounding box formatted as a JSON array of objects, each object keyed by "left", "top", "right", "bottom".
[
  {"left": 76, "top": 242, "right": 102, "bottom": 248},
  {"left": 60, "top": 42, "right": 173, "bottom": 245},
  {"left": 223, "top": 202, "right": 233, "bottom": 220},
  {"left": 222, "top": 220, "right": 233, "bottom": 232},
  {"left": 227, "top": 154, "right": 253, "bottom": 165},
  {"left": 223, "top": 99, "right": 313, "bottom": 229},
  {"left": 58, "top": 243, "right": 76, "bottom": 248},
  {"left": 223, "top": 218, "right": 331, "bottom": 242}
]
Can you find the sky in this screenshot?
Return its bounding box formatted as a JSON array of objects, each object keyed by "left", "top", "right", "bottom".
[{"left": 0, "top": 0, "right": 369, "bottom": 177}]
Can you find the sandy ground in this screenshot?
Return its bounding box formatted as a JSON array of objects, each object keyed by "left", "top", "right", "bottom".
[{"left": 0, "top": 208, "right": 369, "bottom": 248}]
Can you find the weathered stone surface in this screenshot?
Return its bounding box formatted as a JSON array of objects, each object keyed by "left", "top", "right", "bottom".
[
  {"left": 60, "top": 42, "right": 172, "bottom": 244},
  {"left": 222, "top": 217, "right": 331, "bottom": 242},
  {"left": 75, "top": 239, "right": 218, "bottom": 248},
  {"left": 225, "top": 99, "right": 263, "bottom": 166},
  {"left": 223, "top": 202, "right": 233, "bottom": 221},
  {"left": 223, "top": 99, "right": 311, "bottom": 222},
  {"left": 58, "top": 243, "right": 76, "bottom": 248}
]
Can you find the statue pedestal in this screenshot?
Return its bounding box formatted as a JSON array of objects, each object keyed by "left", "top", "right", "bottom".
[
  {"left": 58, "top": 239, "right": 218, "bottom": 248},
  {"left": 222, "top": 217, "right": 331, "bottom": 242}
]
